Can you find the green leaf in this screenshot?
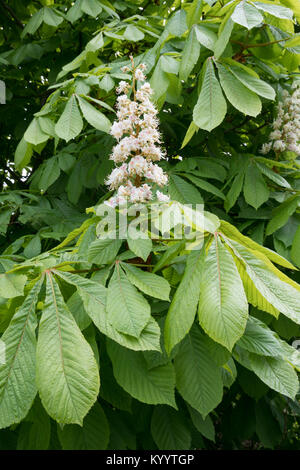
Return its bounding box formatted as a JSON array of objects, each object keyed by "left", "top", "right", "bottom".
[
  {"left": 81, "top": 0, "right": 102, "bottom": 17},
  {"left": 150, "top": 58, "right": 169, "bottom": 102},
  {"left": 24, "top": 235, "right": 41, "bottom": 259},
  {"left": 43, "top": 7, "right": 64, "bottom": 27},
  {"left": 179, "top": 27, "right": 200, "bottom": 82},
  {"left": 193, "top": 59, "right": 227, "bottom": 132},
  {"left": 250, "top": 353, "right": 299, "bottom": 399},
  {"left": 224, "top": 171, "right": 245, "bottom": 211},
  {"left": 38, "top": 157, "right": 61, "bottom": 192},
  {"left": 214, "top": 18, "right": 234, "bottom": 59},
  {"left": 99, "top": 74, "right": 115, "bottom": 93},
  {"left": 86, "top": 32, "right": 104, "bottom": 52},
  {"left": 151, "top": 406, "right": 191, "bottom": 450},
  {"left": 291, "top": 225, "right": 300, "bottom": 268},
  {"left": 127, "top": 236, "right": 152, "bottom": 262},
  {"left": 21, "top": 9, "right": 44, "bottom": 37},
  {"left": 57, "top": 402, "right": 109, "bottom": 450},
  {"left": 15, "top": 137, "right": 33, "bottom": 171},
  {"left": 66, "top": 0, "right": 84, "bottom": 23},
  {"left": 0, "top": 280, "right": 42, "bottom": 429},
  {"left": 237, "top": 317, "right": 283, "bottom": 357},
  {"left": 164, "top": 249, "right": 204, "bottom": 354},
  {"left": 243, "top": 162, "right": 270, "bottom": 209},
  {"left": 174, "top": 326, "right": 223, "bottom": 417},
  {"left": 181, "top": 121, "right": 199, "bottom": 148},
  {"left": 0, "top": 273, "right": 27, "bottom": 299},
  {"left": 123, "top": 25, "right": 144, "bottom": 42},
  {"left": 24, "top": 118, "right": 49, "bottom": 145},
  {"left": 122, "top": 263, "right": 170, "bottom": 301},
  {"left": 106, "top": 264, "right": 151, "bottom": 338},
  {"left": 198, "top": 237, "right": 248, "bottom": 351},
  {"left": 188, "top": 405, "right": 215, "bottom": 442},
  {"left": 76, "top": 95, "right": 111, "bottom": 133},
  {"left": 55, "top": 95, "right": 83, "bottom": 142},
  {"left": 266, "top": 195, "right": 300, "bottom": 235},
  {"left": 255, "top": 400, "right": 281, "bottom": 449},
  {"left": 255, "top": 162, "right": 291, "bottom": 188},
  {"left": 166, "top": 9, "right": 187, "bottom": 37},
  {"left": 17, "top": 397, "right": 51, "bottom": 450},
  {"left": 36, "top": 273, "right": 99, "bottom": 425},
  {"left": 220, "top": 220, "right": 295, "bottom": 270},
  {"left": 153, "top": 239, "right": 186, "bottom": 273},
  {"left": 88, "top": 237, "right": 122, "bottom": 264},
  {"left": 217, "top": 63, "right": 262, "bottom": 117},
  {"left": 56, "top": 270, "right": 161, "bottom": 352},
  {"left": 107, "top": 340, "right": 176, "bottom": 407},
  {"left": 228, "top": 239, "right": 300, "bottom": 325},
  {"left": 186, "top": 0, "right": 203, "bottom": 28},
  {"left": 169, "top": 174, "right": 203, "bottom": 204},
  {"left": 231, "top": 1, "right": 264, "bottom": 29},
  {"left": 183, "top": 174, "right": 225, "bottom": 200},
  {"left": 195, "top": 25, "right": 217, "bottom": 51},
  {"left": 67, "top": 291, "right": 91, "bottom": 330},
  {"left": 254, "top": 2, "right": 293, "bottom": 20},
  {"left": 99, "top": 359, "right": 132, "bottom": 412},
  {"left": 227, "top": 63, "right": 275, "bottom": 100}
]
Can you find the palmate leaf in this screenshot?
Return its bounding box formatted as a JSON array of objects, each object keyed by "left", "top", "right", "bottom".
[
  {"left": 106, "top": 264, "right": 151, "bottom": 338},
  {"left": 57, "top": 402, "right": 110, "bottom": 450},
  {"left": 164, "top": 249, "right": 204, "bottom": 354},
  {"left": 227, "top": 239, "right": 300, "bottom": 324},
  {"left": 198, "top": 237, "right": 248, "bottom": 351},
  {"left": 174, "top": 326, "right": 223, "bottom": 418},
  {"left": 55, "top": 95, "right": 83, "bottom": 142},
  {"left": 220, "top": 220, "right": 296, "bottom": 269},
  {"left": 36, "top": 273, "right": 99, "bottom": 425},
  {"left": 55, "top": 270, "right": 161, "bottom": 351},
  {"left": 151, "top": 406, "right": 191, "bottom": 450},
  {"left": 107, "top": 340, "right": 176, "bottom": 408},
  {"left": 0, "top": 278, "right": 43, "bottom": 429},
  {"left": 217, "top": 63, "right": 262, "bottom": 117}
]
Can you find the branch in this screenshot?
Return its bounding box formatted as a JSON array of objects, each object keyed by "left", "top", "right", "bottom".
[
  {"left": 231, "top": 37, "right": 289, "bottom": 50},
  {"left": 0, "top": 0, "right": 24, "bottom": 29}
]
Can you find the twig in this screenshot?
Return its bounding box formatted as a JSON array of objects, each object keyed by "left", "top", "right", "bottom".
[
  {"left": 0, "top": 0, "right": 24, "bottom": 28},
  {"left": 231, "top": 38, "right": 289, "bottom": 50}
]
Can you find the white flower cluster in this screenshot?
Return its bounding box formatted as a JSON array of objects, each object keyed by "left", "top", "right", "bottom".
[
  {"left": 105, "top": 60, "right": 169, "bottom": 207},
  {"left": 260, "top": 85, "right": 300, "bottom": 156}
]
